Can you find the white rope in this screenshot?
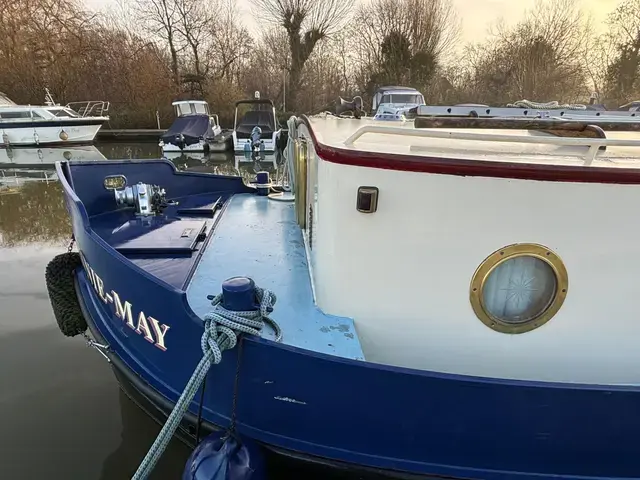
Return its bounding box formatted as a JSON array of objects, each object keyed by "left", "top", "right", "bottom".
[{"left": 507, "top": 99, "right": 587, "bottom": 110}]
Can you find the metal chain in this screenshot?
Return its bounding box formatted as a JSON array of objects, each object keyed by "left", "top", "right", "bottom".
[{"left": 67, "top": 234, "right": 75, "bottom": 253}]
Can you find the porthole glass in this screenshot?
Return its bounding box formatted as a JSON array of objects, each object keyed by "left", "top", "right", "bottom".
[
  {"left": 470, "top": 244, "right": 568, "bottom": 334},
  {"left": 482, "top": 256, "right": 557, "bottom": 324}
]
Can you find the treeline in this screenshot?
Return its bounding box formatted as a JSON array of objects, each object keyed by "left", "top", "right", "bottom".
[{"left": 1, "top": 0, "right": 639, "bottom": 128}]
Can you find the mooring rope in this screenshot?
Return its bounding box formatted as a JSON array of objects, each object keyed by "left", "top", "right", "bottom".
[
  {"left": 131, "top": 286, "right": 281, "bottom": 480},
  {"left": 506, "top": 99, "right": 587, "bottom": 110}
]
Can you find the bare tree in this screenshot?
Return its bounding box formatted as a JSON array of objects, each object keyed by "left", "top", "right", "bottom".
[
  {"left": 600, "top": 0, "right": 640, "bottom": 104},
  {"left": 134, "top": 0, "right": 182, "bottom": 86},
  {"left": 174, "top": 0, "right": 212, "bottom": 79},
  {"left": 348, "top": 0, "right": 459, "bottom": 102},
  {"left": 208, "top": 0, "right": 254, "bottom": 82},
  {"left": 250, "top": 0, "right": 353, "bottom": 110},
  {"left": 460, "top": 0, "right": 590, "bottom": 105}
]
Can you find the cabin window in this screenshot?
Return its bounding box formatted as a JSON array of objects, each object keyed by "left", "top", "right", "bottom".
[
  {"left": 469, "top": 244, "right": 568, "bottom": 334},
  {"left": 390, "top": 94, "right": 423, "bottom": 104},
  {"left": 176, "top": 104, "right": 191, "bottom": 116},
  {"left": 0, "top": 111, "right": 43, "bottom": 119},
  {"left": 193, "top": 103, "right": 207, "bottom": 114},
  {"left": 380, "top": 95, "right": 391, "bottom": 104}
]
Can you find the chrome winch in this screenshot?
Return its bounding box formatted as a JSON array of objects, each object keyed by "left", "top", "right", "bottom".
[{"left": 113, "top": 182, "right": 171, "bottom": 216}]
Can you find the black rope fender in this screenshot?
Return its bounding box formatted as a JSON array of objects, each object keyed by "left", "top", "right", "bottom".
[{"left": 45, "top": 252, "right": 87, "bottom": 337}]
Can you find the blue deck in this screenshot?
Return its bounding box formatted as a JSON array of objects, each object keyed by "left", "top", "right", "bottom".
[
  {"left": 186, "top": 194, "right": 365, "bottom": 360},
  {"left": 90, "top": 193, "right": 228, "bottom": 290}
]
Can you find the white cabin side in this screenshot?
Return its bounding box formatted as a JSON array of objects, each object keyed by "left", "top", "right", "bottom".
[{"left": 296, "top": 116, "right": 640, "bottom": 386}]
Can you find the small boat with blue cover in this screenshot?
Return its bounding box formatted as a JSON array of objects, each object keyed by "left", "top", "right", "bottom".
[
  {"left": 46, "top": 102, "right": 640, "bottom": 479},
  {"left": 160, "top": 100, "right": 231, "bottom": 155}
]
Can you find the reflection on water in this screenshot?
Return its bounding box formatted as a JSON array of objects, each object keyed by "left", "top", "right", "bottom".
[{"left": 0, "top": 143, "right": 354, "bottom": 480}]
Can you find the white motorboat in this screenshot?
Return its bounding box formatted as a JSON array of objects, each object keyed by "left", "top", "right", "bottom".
[
  {"left": 0, "top": 90, "right": 109, "bottom": 147},
  {"left": 232, "top": 92, "right": 281, "bottom": 153}
]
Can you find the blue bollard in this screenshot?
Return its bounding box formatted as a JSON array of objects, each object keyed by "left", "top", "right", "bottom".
[
  {"left": 182, "top": 432, "right": 266, "bottom": 480},
  {"left": 221, "top": 277, "right": 259, "bottom": 311},
  {"left": 255, "top": 172, "right": 270, "bottom": 197}
]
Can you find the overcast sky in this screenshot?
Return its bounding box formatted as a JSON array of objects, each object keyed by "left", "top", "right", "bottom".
[{"left": 83, "top": 0, "right": 623, "bottom": 42}]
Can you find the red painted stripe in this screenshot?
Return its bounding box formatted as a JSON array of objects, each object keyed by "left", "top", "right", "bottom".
[{"left": 301, "top": 115, "right": 640, "bottom": 184}]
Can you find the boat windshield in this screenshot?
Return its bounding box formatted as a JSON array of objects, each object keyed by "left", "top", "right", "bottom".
[
  {"left": 382, "top": 94, "right": 424, "bottom": 104},
  {"left": 0, "top": 110, "right": 44, "bottom": 119},
  {"left": 235, "top": 103, "right": 275, "bottom": 131},
  {"left": 193, "top": 103, "right": 208, "bottom": 114},
  {"left": 46, "top": 108, "right": 80, "bottom": 118},
  {"left": 175, "top": 102, "right": 209, "bottom": 116}
]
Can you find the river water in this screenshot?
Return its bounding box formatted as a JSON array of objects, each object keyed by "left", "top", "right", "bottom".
[{"left": 0, "top": 143, "right": 364, "bottom": 479}]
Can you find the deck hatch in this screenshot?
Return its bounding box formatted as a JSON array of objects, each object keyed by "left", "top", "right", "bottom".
[{"left": 112, "top": 219, "right": 207, "bottom": 254}]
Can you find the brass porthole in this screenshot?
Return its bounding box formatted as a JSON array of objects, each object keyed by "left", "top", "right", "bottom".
[{"left": 469, "top": 243, "right": 568, "bottom": 334}]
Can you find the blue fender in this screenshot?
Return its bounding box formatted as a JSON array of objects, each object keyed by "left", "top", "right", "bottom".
[{"left": 182, "top": 432, "right": 266, "bottom": 480}]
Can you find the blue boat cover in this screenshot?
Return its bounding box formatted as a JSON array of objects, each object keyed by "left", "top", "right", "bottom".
[
  {"left": 162, "top": 115, "right": 213, "bottom": 146},
  {"left": 182, "top": 433, "right": 265, "bottom": 480}
]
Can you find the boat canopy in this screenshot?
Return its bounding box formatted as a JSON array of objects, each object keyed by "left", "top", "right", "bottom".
[
  {"left": 161, "top": 115, "right": 213, "bottom": 146},
  {"left": 234, "top": 99, "right": 276, "bottom": 134}
]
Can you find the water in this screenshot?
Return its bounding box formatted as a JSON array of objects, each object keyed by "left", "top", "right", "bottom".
[{"left": 0, "top": 143, "right": 368, "bottom": 480}]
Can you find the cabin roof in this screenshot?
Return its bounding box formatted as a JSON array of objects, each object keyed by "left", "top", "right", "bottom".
[
  {"left": 235, "top": 99, "right": 275, "bottom": 107},
  {"left": 172, "top": 100, "right": 208, "bottom": 106},
  {"left": 304, "top": 114, "right": 640, "bottom": 177},
  {"left": 375, "top": 86, "right": 420, "bottom": 93}
]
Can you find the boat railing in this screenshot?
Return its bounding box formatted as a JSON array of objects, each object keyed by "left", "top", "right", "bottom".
[
  {"left": 65, "top": 101, "right": 110, "bottom": 118},
  {"left": 343, "top": 122, "right": 640, "bottom": 163},
  {"left": 415, "top": 105, "right": 640, "bottom": 119}
]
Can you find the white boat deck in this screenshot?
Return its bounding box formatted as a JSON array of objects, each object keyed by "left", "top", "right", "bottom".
[{"left": 307, "top": 115, "right": 640, "bottom": 169}]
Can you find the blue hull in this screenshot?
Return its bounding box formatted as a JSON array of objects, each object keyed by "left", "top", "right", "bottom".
[{"left": 57, "top": 159, "right": 640, "bottom": 480}]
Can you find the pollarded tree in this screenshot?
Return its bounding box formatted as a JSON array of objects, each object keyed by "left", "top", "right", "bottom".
[{"left": 251, "top": 0, "right": 353, "bottom": 111}]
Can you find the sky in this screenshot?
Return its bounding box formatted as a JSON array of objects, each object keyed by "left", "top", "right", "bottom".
[{"left": 84, "top": 0, "right": 624, "bottom": 41}]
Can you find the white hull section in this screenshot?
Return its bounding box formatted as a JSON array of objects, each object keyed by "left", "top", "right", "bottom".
[
  {"left": 301, "top": 132, "right": 640, "bottom": 386},
  {"left": 0, "top": 124, "right": 102, "bottom": 146}
]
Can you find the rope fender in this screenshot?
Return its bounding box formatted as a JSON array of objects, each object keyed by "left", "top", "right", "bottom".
[{"left": 45, "top": 252, "right": 87, "bottom": 337}]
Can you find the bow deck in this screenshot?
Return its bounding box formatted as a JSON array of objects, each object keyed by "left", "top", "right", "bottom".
[{"left": 184, "top": 193, "right": 364, "bottom": 360}]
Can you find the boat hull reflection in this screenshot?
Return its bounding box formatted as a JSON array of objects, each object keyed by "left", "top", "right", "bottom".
[{"left": 0, "top": 146, "right": 107, "bottom": 168}]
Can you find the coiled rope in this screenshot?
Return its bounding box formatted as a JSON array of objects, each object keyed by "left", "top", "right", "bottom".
[
  {"left": 132, "top": 286, "right": 282, "bottom": 480},
  {"left": 507, "top": 99, "right": 587, "bottom": 110}
]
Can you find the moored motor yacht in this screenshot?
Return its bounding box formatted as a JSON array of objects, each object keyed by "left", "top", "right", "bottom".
[{"left": 0, "top": 90, "right": 109, "bottom": 147}]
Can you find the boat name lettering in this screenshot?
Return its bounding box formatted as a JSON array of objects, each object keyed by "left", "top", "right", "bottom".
[{"left": 80, "top": 253, "right": 170, "bottom": 351}]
